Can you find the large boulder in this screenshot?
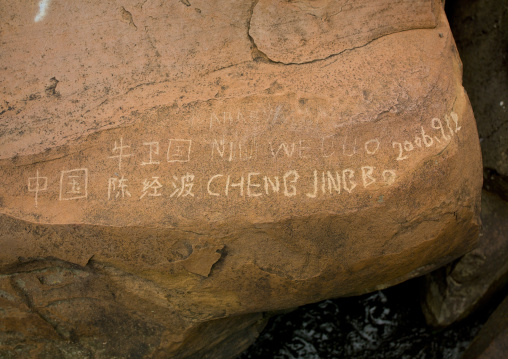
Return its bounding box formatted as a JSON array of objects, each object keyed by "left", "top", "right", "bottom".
[{"left": 0, "top": 0, "right": 482, "bottom": 357}]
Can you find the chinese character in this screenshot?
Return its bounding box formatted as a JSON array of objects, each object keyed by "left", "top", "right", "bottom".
[
  {"left": 109, "top": 137, "right": 133, "bottom": 170},
  {"left": 167, "top": 139, "right": 192, "bottom": 162},
  {"left": 170, "top": 173, "right": 195, "bottom": 197},
  {"left": 59, "top": 168, "right": 88, "bottom": 200},
  {"left": 108, "top": 176, "right": 131, "bottom": 200},
  {"left": 28, "top": 170, "right": 48, "bottom": 207},
  {"left": 140, "top": 177, "right": 163, "bottom": 199},
  {"left": 141, "top": 141, "right": 160, "bottom": 165}
]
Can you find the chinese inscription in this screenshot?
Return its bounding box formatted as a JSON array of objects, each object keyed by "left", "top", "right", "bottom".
[
  {"left": 59, "top": 168, "right": 88, "bottom": 201},
  {"left": 28, "top": 170, "right": 48, "bottom": 207},
  {"left": 23, "top": 110, "right": 462, "bottom": 207}
]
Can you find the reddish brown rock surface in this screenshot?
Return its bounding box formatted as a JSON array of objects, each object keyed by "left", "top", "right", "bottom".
[{"left": 0, "top": 0, "right": 482, "bottom": 357}]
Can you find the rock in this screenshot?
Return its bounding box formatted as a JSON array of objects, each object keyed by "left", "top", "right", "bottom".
[
  {"left": 249, "top": 0, "right": 437, "bottom": 64},
  {"left": 422, "top": 190, "right": 508, "bottom": 327},
  {"left": 0, "top": 258, "right": 267, "bottom": 358},
  {"left": 0, "top": 0, "right": 482, "bottom": 357},
  {"left": 462, "top": 294, "right": 508, "bottom": 359}
]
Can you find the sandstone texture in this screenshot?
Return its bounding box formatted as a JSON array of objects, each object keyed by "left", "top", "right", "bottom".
[{"left": 0, "top": 0, "right": 482, "bottom": 357}]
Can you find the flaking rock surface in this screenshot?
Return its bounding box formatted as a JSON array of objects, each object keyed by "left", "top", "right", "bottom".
[{"left": 0, "top": 0, "right": 482, "bottom": 357}]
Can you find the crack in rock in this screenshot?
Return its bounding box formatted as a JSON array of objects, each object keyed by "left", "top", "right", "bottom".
[{"left": 248, "top": 0, "right": 438, "bottom": 65}]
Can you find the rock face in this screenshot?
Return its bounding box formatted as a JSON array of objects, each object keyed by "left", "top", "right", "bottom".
[{"left": 0, "top": 0, "right": 482, "bottom": 357}]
